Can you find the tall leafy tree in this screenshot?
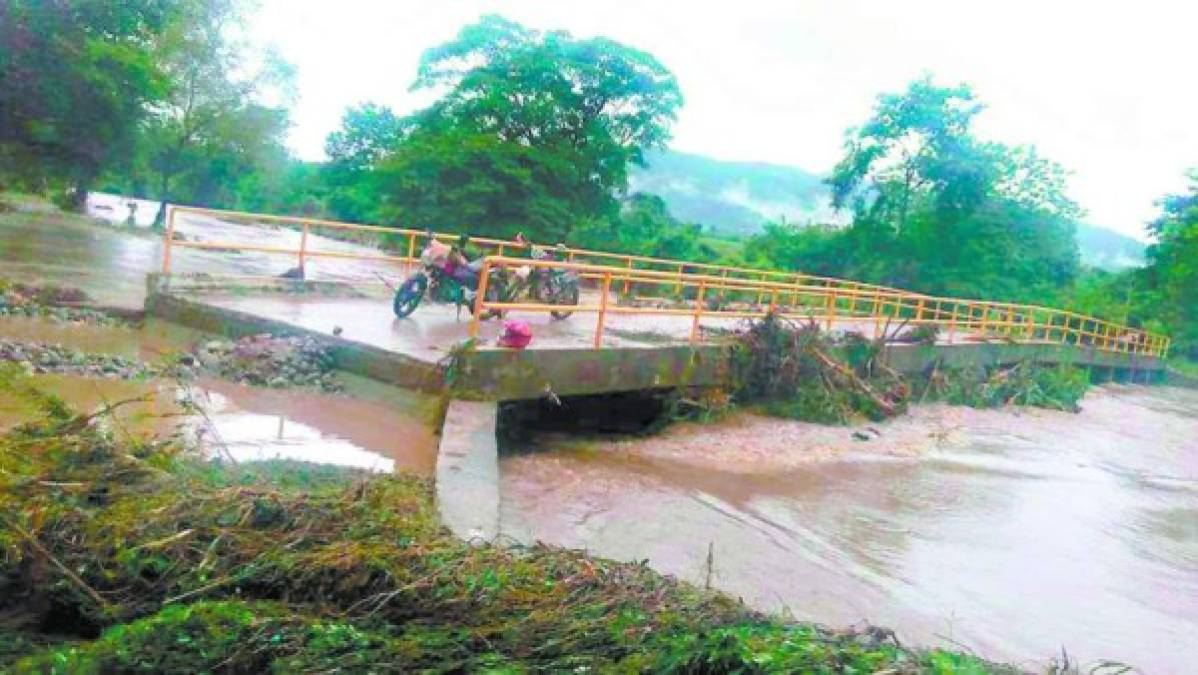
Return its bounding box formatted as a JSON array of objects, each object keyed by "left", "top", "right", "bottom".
[
  {"left": 826, "top": 76, "right": 1080, "bottom": 300},
  {"left": 0, "top": 0, "right": 173, "bottom": 205},
  {"left": 323, "top": 103, "right": 405, "bottom": 223},
  {"left": 118, "top": 0, "right": 294, "bottom": 225},
  {"left": 1144, "top": 171, "right": 1198, "bottom": 357},
  {"left": 352, "top": 15, "right": 683, "bottom": 239}
]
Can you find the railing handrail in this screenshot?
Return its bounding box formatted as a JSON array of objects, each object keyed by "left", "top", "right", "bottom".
[
  {"left": 164, "top": 204, "right": 913, "bottom": 295},
  {"left": 160, "top": 205, "right": 1170, "bottom": 358}
]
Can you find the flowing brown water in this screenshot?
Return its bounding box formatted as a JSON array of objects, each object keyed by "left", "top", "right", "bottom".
[{"left": 500, "top": 387, "right": 1198, "bottom": 672}]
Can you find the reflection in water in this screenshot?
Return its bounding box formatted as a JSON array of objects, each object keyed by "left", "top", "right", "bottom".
[
  {"left": 500, "top": 386, "right": 1198, "bottom": 672},
  {"left": 182, "top": 377, "right": 437, "bottom": 474}
]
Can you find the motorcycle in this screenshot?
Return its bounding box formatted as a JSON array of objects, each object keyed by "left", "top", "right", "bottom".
[
  {"left": 391, "top": 238, "right": 504, "bottom": 319},
  {"left": 494, "top": 244, "right": 580, "bottom": 320}
]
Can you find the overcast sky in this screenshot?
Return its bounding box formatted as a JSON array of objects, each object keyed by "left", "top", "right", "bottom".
[{"left": 254, "top": 0, "right": 1195, "bottom": 240}]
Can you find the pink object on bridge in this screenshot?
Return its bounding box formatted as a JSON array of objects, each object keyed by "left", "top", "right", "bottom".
[{"left": 498, "top": 320, "right": 532, "bottom": 349}]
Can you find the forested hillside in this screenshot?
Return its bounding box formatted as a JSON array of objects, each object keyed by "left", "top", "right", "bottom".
[
  {"left": 629, "top": 150, "right": 833, "bottom": 235},
  {"left": 634, "top": 151, "right": 1145, "bottom": 270}
]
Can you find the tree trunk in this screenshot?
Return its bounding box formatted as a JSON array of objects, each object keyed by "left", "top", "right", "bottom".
[{"left": 152, "top": 171, "right": 171, "bottom": 231}]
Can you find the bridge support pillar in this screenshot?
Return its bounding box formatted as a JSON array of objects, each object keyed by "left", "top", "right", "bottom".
[{"left": 436, "top": 400, "right": 500, "bottom": 543}]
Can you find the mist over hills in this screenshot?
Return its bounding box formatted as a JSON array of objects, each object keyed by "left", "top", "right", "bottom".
[{"left": 631, "top": 149, "right": 1145, "bottom": 269}]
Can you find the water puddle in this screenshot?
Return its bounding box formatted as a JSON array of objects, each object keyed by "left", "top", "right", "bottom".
[
  {"left": 500, "top": 386, "right": 1198, "bottom": 671},
  {"left": 0, "top": 315, "right": 440, "bottom": 475}
]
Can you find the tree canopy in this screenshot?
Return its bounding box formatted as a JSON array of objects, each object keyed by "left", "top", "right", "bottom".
[
  {"left": 0, "top": 0, "right": 174, "bottom": 202},
  {"left": 328, "top": 15, "right": 684, "bottom": 241},
  {"left": 1143, "top": 172, "right": 1198, "bottom": 356},
  {"left": 104, "top": 0, "right": 296, "bottom": 224},
  {"left": 752, "top": 77, "right": 1081, "bottom": 302}
]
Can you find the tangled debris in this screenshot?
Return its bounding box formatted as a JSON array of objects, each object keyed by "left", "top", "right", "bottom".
[
  {"left": 732, "top": 313, "right": 910, "bottom": 424},
  {"left": 193, "top": 334, "right": 342, "bottom": 392},
  {"left": 731, "top": 312, "right": 1091, "bottom": 423},
  {"left": 0, "top": 374, "right": 1009, "bottom": 672}
]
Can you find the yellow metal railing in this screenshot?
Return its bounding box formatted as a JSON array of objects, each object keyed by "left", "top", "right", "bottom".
[
  {"left": 161, "top": 205, "right": 911, "bottom": 299},
  {"left": 466, "top": 256, "right": 1169, "bottom": 357},
  {"left": 159, "top": 205, "right": 1171, "bottom": 358}
]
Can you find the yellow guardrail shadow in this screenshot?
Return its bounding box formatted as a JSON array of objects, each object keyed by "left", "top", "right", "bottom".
[{"left": 160, "top": 204, "right": 1170, "bottom": 358}]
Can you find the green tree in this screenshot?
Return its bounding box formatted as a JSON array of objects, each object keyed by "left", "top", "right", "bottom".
[
  {"left": 120, "top": 0, "right": 294, "bottom": 225},
  {"left": 569, "top": 193, "right": 712, "bottom": 261},
  {"left": 743, "top": 222, "right": 850, "bottom": 279},
  {"left": 349, "top": 14, "right": 683, "bottom": 240},
  {"left": 323, "top": 104, "right": 404, "bottom": 223},
  {"left": 827, "top": 76, "right": 1081, "bottom": 300},
  {"left": 1144, "top": 171, "right": 1198, "bottom": 357},
  {"left": 0, "top": 0, "right": 173, "bottom": 205}
]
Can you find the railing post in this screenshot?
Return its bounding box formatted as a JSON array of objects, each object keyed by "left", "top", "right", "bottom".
[
  {"left": 161, "top": 204, "right": 175, "bottom": 274},
  {"left": 622, "top": 258, "right": 633, "bottom": 295},
  {"left": 298, "top": 222, "right": 309, "bottom": 276},
  {"left": 595, "top": 271, "right": 613, "bottom": 349},
  {"left": 406, "top": 233, "right": 417, "bottom": 273},
  {"left": 825, "top": 290, "right": 837, "bottom": 331},
  {"left": 469, "top": 259, "right": 491, "bottom": 340},
  {"left": 690, "top": 279, "right": 707, "bottom": 344},
  {"left": 947, "top": 301, "right": 957, "bottom": 344},
  {"left": 675, "top": 262, "right": 684, "bottom": 295},
  {"left": 873, "top": 292, "right": 883, "bottom": 339}
]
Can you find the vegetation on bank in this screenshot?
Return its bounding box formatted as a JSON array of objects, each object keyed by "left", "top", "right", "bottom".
[
  {"left": 729, "top": 313, "right": 1093, "bottom": 425},
  {"left": 0, "top": 372, "right": 1009, "bottom": 672}
]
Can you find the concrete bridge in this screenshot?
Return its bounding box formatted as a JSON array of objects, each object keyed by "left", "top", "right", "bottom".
[{"left": 147, "top": 206, "right": 1171, "bottom": 540}]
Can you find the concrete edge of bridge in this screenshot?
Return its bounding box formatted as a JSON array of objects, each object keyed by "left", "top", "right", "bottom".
[{"left": 436, "top": 399, "right": 500, "bottom": 543}]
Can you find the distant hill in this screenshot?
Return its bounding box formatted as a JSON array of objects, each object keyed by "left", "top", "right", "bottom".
[
  {"left": 629, "top": 149, "right": 837, "bottom": 236},
  {"left": 631, "top": 149, "right": 1145, "bottom": 269},
  {"left": 1075, "top": 223, "right": 1145, "bottom": 269}
]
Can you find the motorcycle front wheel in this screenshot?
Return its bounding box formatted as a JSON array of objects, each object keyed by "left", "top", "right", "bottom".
[{"left": 392, "top": 273, "right": 428, "bottom": 318}]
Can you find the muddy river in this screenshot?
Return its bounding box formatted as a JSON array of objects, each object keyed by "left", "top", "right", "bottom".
[{"left": 501, "top": 388, "right": 1198, "bottom": 672}]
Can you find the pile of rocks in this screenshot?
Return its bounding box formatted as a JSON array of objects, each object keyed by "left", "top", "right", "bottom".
[
  {"left": 0, "top": 340, "right": 153, "bottom": 379},
  {"left": 192, "top": 334, "right": 342, "bottom": 392}
]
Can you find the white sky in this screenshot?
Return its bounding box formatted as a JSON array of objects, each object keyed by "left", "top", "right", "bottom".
[{"left": 254, "top": 0, "right": 1196, "bottom": 239}]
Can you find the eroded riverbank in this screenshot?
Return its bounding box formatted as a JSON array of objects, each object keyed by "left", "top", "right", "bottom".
[{"left": 500, "top": 386, "right": 1198, "bottom": 672}]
